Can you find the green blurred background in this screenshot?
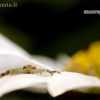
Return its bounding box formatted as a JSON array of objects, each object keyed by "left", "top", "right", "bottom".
[
  {"left": 0, "top": 0, "right": 100, "bottom": 100},
  {"left": 1, "top": 0, "right": 100, "bottom": 59}
]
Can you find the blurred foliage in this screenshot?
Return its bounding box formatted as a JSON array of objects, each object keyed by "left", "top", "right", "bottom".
[{"left": 64, "top": 41, "right": 100, "bottom": 77}]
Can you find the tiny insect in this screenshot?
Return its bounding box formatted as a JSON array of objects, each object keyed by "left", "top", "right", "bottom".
[{"left": 0, "top": 65, "right": 60, "bottom": 77}]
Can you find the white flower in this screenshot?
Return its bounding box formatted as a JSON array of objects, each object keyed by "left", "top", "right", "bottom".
[{"left": 0, "top": 33, "right": 100, "bottom": 97}]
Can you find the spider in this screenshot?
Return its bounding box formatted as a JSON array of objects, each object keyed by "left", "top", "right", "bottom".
[{"left": 0, "top": 65, "right": 60, "bottom": 77}]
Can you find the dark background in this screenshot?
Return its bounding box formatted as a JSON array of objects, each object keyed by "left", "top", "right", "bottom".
[
  {"left": 0, "top": 0, "right": 100, "bottom": 99},
  {"left": 1, "top": 0, "right": 100, "bottom": 59}
]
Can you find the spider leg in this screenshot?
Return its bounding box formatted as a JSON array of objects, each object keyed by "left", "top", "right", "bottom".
[
  {"left": 0, "top": 70, "right": 10, "bottom": 77},
  {"left": 46, "top": 70, "right": 60, "bottom": 75}
]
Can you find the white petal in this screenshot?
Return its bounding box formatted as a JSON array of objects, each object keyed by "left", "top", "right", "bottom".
[
  {"left": 32, "top": 55, "right": 58, "bottom": 70},
  {"left": 0, "top": 34, "right": 54, "bottom": 95},
  {"left": 0, "top": 33, "right": 31, "bottom": 58},
  {"left": 56, "top": 54, "right": 70, "bottom": 71},
  {"left": 32, "top": 54, "right": 70, "bottom": 71},
  {"left": 47, "top": 72, "right": 100, "bottom": 97},
  {"left": 0, "top": 50, "right": 54, "bottom": 96},
  {"left": 0, "top": 50, "right": 53, "bottom": 72},
  {"left": 0, "top": 49, "right": 55, "bottom": 96},
  {"left": 23, "top": 83, "right": 47, "bottom": 93},
  {"left": 0, "top": 74, "right": 47, "bottom": 97}
]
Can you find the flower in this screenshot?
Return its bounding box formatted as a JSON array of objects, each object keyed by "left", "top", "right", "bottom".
[
  {"left": 64, "top": 41, "right": 100, "bottom": 77},
  {"left": 0, "top": 33, "right": 100, "bottom": 97}
]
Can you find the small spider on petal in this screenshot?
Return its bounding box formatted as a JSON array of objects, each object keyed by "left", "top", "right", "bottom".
[{"left": 0, "top": 65, "right": 60, "bottom": 77}]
